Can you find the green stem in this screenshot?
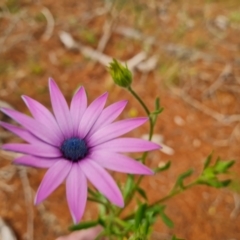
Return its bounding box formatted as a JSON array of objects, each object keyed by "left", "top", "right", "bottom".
[
  {"left": 123, "top": 181, "right": 197, "bottom": 221},
  {"left": 88, "top": 188, "right": 97, "bottom": 197},
  {"left": 112, "top": 85, "right": 161, "bottom": 231},
  {"left": 117, "top": 86, "right": 156, "bottom": 217},
  {"left": 87, "top": 197, "right": 107, "bottom": 206},
  {"left": 152, "top": 182, "right": 197, "bottom": 206},
  {"left": 127, "top": 86, "right": 150, "bottom": 115}
]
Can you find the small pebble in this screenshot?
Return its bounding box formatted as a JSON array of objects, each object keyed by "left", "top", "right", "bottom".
[
  {"left": 0, "top": 218, "right": 16, "bottom": 240},
  {"left": 193, "top": 138, "right": 201, "bottom": 148},
  {"left": 174, "top": 115, "right": 185, "bottom": 126}
]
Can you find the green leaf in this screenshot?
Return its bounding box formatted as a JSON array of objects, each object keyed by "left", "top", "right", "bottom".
[
  {"left": 220, "top": 179, "right": 232, "bottom": 187},
  {"left": 124, "top": 174, "right": 134, "bottom": 198},
  {"left": 174, "top": 169, "right": 193, "bottom": 190},
  {"left": 69, "top": 220, "right": 98, "bottom": 231},
  {"left": 145, "top": 208, "right": 158, "bottom": 225},
  {"left": 202, "top": 168, "right": 215, "bottom": 178},
  {"left": 152, "top": 97, "right": 164, "bottom": 116},
  {"left": 159, "top": 206, "right": 174, "bottom": 228},
  {"left": 98, "top": 217, "right": 105, "bottom": 227},
  {"left": 198, "top": 156, "right": 235, "bottom": 189},
  {"left": 137, "top": 187, "right": 148, "bottom": 200},
  {"left": 154, "top": 161, "right": 171, "bottom": 173},
  {"left": 198, "top": 178, "right": 231, "bottom": 188},
  {"left": 152, "top": 108, "right": 164, "bottom": 115},
  {"left": 129, "top": 221, "right": 149, "bottom": 240},
  {"left": 142, "top": 220, "right": 150, "bottom": 235},
  {"left": 134, "top": 203, "right": 147, "bottom": 230},
  {"left": 149, "top": 205, "right": 174, "bottom": 228},
  {"left": 213, "top": 159, "right": 235, "bottom": 174},
  {"left": 155, "top": 97, "right": 160, "bottom": 110},
  {"left": 203, "top": 153, "right": 213, "bottom": 170}
]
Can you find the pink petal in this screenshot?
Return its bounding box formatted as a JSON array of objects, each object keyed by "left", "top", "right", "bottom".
[
  {"left": 14, "top": 155, "right": 59, "bottom": 168},
  {"left": 78, "top": 93, "right": 108, "bottom": 139},
  {"left": 35, "top": 160, "right": 72, "bottom": 204},
  {"left": 0, "top": 108, "right": 61, "bottom": 146},
  {"left": 70, "top": 87, "right": 88, "bottom": 134},
  {"left": 89, "top": 151, "right": 153, "bottom": 175},
  {"left": 88, "top": 118, "right": 148, "bottom": 146},
  {"left": 66, "top": 163, "right": 87, "bottom": 223},
  {"left": 0, "top": 121, "right": 42, "bottom": 144},
  {"left": 91, "top": 138, "right": 161, "bottom": 152},
  {"left": 49, "top": 78, "right": 73, "bottom": 138},
  {"left": 22, "top": 95, "right": 64, "bottom": 141},
  {"left": 2, "top": 143, "right": 61, "bottom": 158},
  {"left": 80, "top": 159, "right": 124, "bottom": 207},
  {"left": 88, "top": 100, "right": 127, "bottom": 136}
]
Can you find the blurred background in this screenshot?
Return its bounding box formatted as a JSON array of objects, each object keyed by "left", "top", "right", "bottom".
[{"left": 0, "top": 0, "right": 240, "bottom": 239}]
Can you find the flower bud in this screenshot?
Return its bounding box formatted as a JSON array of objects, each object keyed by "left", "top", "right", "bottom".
[{"left": 108, "top": 59, "right": 132, "bottom": 88}]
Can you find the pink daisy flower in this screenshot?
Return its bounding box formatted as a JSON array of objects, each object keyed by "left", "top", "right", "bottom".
[{"left": 0, "top": 78, "right": 160, "bottom": 223}]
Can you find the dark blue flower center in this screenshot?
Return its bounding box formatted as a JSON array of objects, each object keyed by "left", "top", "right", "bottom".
[{"left": 60, "top": 138, "right": 88, "bottom": 162}]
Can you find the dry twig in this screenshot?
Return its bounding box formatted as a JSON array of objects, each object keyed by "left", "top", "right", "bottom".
[
  {"left": 41, "top": 7, "right": 55, "bottom": 41},
  {"left": 18, "top": 167, "right": 34, "bottom": 240},
  {"left": 115, "top": 25, "right": 218, "bottom": 61},
  {"left": 172, "top": 88, "right": 240, "bottom": 124},
  {"left": 59, "top": 31, "right": 147, "bottom": 70},
  {"left": 0, "top": 148, "right": 33, "bottom": 240},
  {"left": 0, "top": 218, "right": 17, "bottom": 240},
  {"left": 0, "top": 17, "right": 19, "bottom": 52},
  {"left": 203, "top": 64, "right": 233, "bottom": 97},
  {"left": 231, "top": 192, "right": 240, "bottom": 219},
  {"left": 37, "top": 203, "right": 63, "bottom": 235}
]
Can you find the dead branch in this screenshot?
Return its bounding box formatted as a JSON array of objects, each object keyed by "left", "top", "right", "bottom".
[
  {"left": 18, "top": 167, "right": 34, "bottom": 240},
  {"left": 115, "top": 26, "right": 155, "bottom": 45},
  {"left": 0, "top": 150, "right": 22, "bottom": 160},
  {"left": 213, "top": 123, "right": 240, "bottom": 146},
  {"left": 97, "top": 18, "right": 115, "bottom": 53},
  {"left": 172, "top": 88, "right": 240, "bottom": 124},
  {"left": 41, "top": 7, "right": 55, "bottom": 41},
  {"left": 2, "top": 34, "right": 33, "bottom": 53},
  {"left": 59, "top": 31, "right": 147, "bottom": 70},
  {"left": 127, "top": 52, "right": 147, "bottom": 70},
  {"left": 0, "top": 165, "right": 16, "bottom": 182},
  {"left": 115, "top": 25, "right": 218, "bottom": 62},
  {"left": 0, "top": 17, "right": 19, "bottom": 51},
  {"left": 80, "top": 5, "right": 111, "bottom": 24},
  {"left": 203, "top": 64, "right": 233, "bottom": 97},
  {"left": 96, "top": 0, "right": 127, "bottom": 54},
  {"left": 136, "top": 55, "right": 159, "bottom": 73},
  {"left": 223, "top": 85, "right": 240, "bottom": 94},
  {"left": 0, "top": 218, "right": 17, "bottom": 240},
  {"left": 37, "top": 203, "right": 63, "bottom": 235},
  {"left": 0, "top": 146, "right": 34, "bottom": 240},
  {"left": 231, "top": 192, "right": 240, "bottom": 219},
  {"left": 0, "top": 100, "right": 14, "bottom": 109}
]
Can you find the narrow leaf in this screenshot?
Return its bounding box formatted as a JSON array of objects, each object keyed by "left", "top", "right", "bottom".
[
  {"left": 137, "top": 187, "right": 148, "bottom": 200},
  {"left": 155, "top": 97, "right": 160, "bottom": 110},
  {"left": 160, "top": 211, "right": 174, "bottom": 228},
  {"left": 214, "top": 160, "right": 235, "bottom": 174},
  {"left": 174, "top": 169, "right": 193, "bottom": 190},
  {"left": 154, "top": 161, "right": 171, "bottom": 173},
  {"left": 134, "top": 203, "right": 147, "bottom": 230},
  {"left": 69, "top": 220, "right": 98, "bottom": 231},
  {"left": 123, "top": 174, "right": 134, "bottom": 198},
  {"left": 203, "top": 153, "right": 213, "bottom": 170}
]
